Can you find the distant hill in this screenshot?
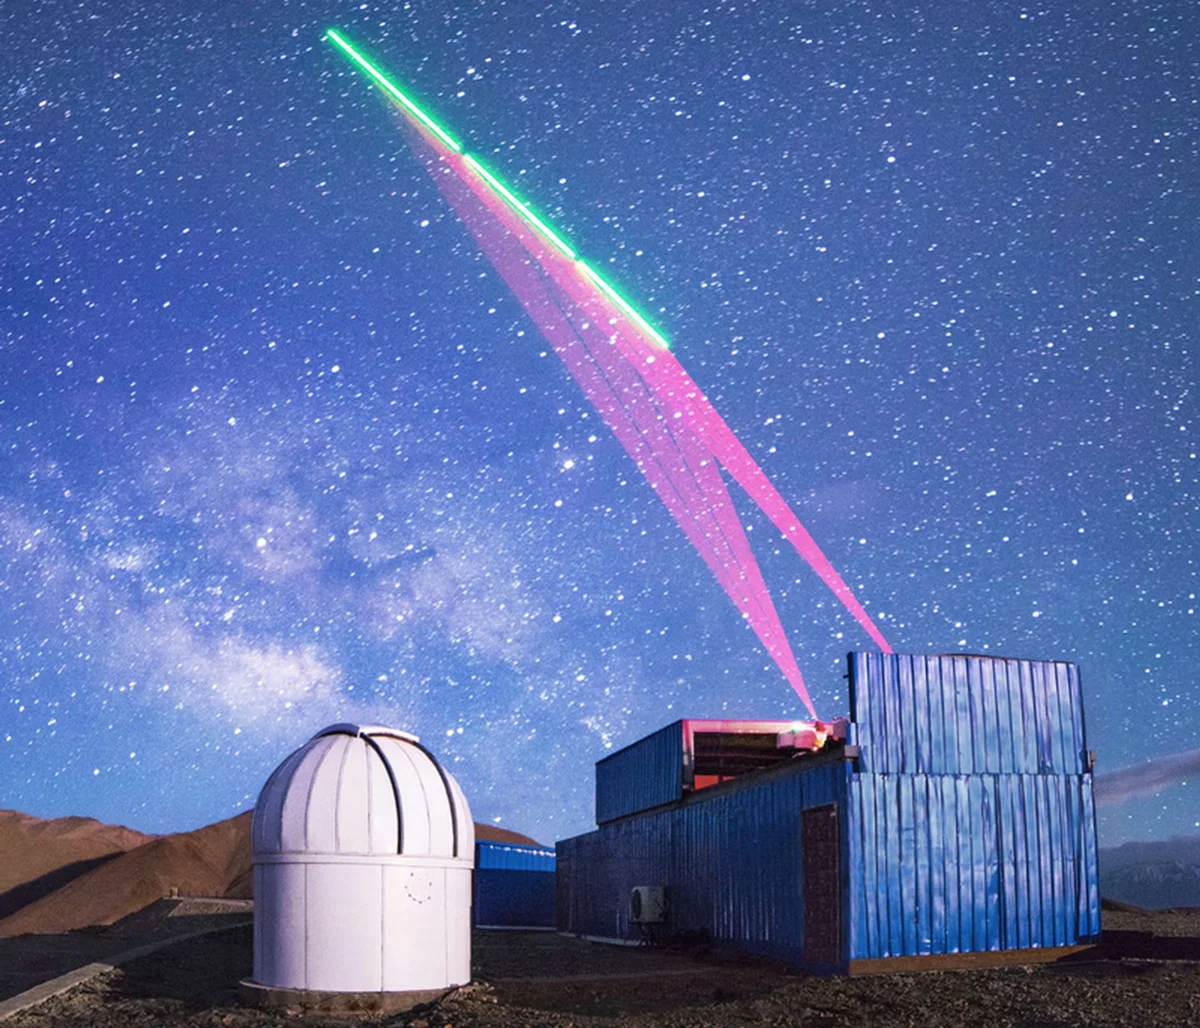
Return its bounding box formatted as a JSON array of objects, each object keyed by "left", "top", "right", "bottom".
[
  {"left": 0, "top": 810, "right": 153, "bottom": 920},
  {"left": 0, "top": 811, "right": 253, "bottom": 938},
  {"left": 0, "top": 810, "right": 152, "bottom": 895},
  {"left": 0, "top": 809, "right": 542, "bottom": 937},
  {"left": 1100, "top": 835, "right": 1200, "bottom": 910},
  {"left": 475, "top": 823, "right": 544, "bottom": 846}
]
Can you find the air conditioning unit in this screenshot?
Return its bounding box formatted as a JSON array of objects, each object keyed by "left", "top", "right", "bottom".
[{"left": 630, "top": 885, "right": 667, "bottom": 924}]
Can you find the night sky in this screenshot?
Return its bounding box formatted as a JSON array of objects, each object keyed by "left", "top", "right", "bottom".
[{"left": 2, "top": 1, "right": 1196, "bottom": 848}]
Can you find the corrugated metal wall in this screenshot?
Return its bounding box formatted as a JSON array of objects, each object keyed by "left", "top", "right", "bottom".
[
  {"left": 594, "top": 721, "right": 685, "bottom": 824},
  {"left": 563, "top": 652, "right": 1101, "bottom": 971},
  {"left": 846, "top": 652, "right": 1100, "bottom": 959},
  {"left": 560, "top": 761, "right": 850, "bottom": 966},
  {"left": 848, "top": 772, "right": 1101, "bottom": 959},
  {"left": 474, "top": 842, "right": 556, "bottom": 928},
  {"left": 476, "top": 841, "right": 556, "bottom": 871},
  {"left": 849, "top": 653, "right": 1088, "bottom": 775}
]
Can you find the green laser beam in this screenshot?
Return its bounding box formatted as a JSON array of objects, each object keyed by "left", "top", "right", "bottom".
[
  {"left": 325, "top": 29, "right": 462, "bottom": 152},
  {"left": 578, "top": 262, "right": 671, "bottom": 351},
  {"left": 462, "top": 154, "right": 577, "bottom": 261},
  {"left": 325, "top": 28, "right": 670, "bottom": 351}
]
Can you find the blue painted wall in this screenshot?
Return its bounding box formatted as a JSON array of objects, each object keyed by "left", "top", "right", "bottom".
[
  {"left": 594, "top": 721, "right": 684, "bottom": 824},
  {"left": 845, "top": 652, "right": 1100, "bottom": 958},
  {"left": 847, "top": 772, "right": 1100, "bottom": 959},
  {"left": 474, "top": 841, "right": 556, "bottom": 928},
  {"left": 560, "top": 760, "right": 850, "bottom": 965},
  {"left": 849, "top": 653, "right": 1089, "bottom": 776},
  {"left": 477, "top": 840, "right": 555, "bottom": 871}
]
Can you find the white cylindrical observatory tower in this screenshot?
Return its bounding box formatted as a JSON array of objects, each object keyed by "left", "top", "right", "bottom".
[{"left": 245, "top": 723, "right": 474, "bottom": 1009}]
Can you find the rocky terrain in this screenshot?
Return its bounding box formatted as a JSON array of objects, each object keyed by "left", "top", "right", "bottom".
[{"left": 4, "top": 909, "right": 1200, "bottom": 1028}]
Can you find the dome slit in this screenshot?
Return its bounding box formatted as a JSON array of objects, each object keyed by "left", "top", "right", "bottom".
[
  {"left": 363, "top": 734, "right": 405, "bottom": 854},
  {"left": 408, "top": 738, "right": 461, "bottom": 859}
]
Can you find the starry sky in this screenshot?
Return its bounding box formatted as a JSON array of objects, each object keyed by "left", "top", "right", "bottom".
[{"left": 2, "top": 1, "right": 1196, "bottom": 848}]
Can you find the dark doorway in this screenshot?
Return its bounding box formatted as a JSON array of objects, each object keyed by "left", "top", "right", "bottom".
[
  {"left": 555, "top": 852, "right": 573, "bottom": 933},
  {"left": 802, "top": 804, "right": 841, "bottom": 965}
]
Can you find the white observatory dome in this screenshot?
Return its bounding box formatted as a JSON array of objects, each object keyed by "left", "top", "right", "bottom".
[{"left": 249, "top": 724, "right": 474, "bottom": 1003}]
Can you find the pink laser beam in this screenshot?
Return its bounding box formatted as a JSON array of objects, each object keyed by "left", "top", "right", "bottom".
[
  {"left": 627, "top": 352, "right": 893, "bottom": 654},
  {"left": 394, "top": 114, "right": 891, "bottom": 709},
  {"left": 414, "top": 142, "right": 819, "bottom": 714}
]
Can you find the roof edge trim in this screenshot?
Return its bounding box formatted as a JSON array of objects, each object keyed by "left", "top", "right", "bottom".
[{"left": 315, "top": 723, "right": 420, "bottom": 743}]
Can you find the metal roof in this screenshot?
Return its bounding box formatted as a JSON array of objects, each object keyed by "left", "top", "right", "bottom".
[
  {"left": 251, "top": 723, "right": 473, "bottom": 859},
  {"left": 595, "top": 718, "right": 820, "bottom": 824}
]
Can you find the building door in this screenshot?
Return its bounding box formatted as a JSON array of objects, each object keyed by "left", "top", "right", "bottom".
[
  {"left": 555, "top": 851, "right": 572, "bottom": 932},
  {"left": 802, "top": 804, "right": 841, "bottom": 965}
]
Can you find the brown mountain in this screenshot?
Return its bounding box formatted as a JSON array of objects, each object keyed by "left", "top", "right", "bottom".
[
  {"left": 0, "top": 810, "right": 151, "bottom": 895},
  {"left": 0, "top": 811, "right": 251, "bottom": 938},
  {"left": 0, "top": 810, "right": 153, "bottom": 921},
  {"left": 475, "top": 823, "right": 542, "bottom": 846},
  {"left": 0, "top": 809, "right": 542, "bottom": 937}
]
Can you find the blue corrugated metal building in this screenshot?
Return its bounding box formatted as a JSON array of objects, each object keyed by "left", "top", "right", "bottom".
[
  {"left": 557, "top": 652, "right": 1101, "bottom": 973},
  {"left": 474, "top": 841, "right": 556, "bottom": 928}
]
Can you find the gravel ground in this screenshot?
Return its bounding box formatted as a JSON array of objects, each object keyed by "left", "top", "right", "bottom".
[
  {"left": 0, "top": 901, "right": 251, "bottom": 1002},
  {"left": 5, "top": 910, "right": 1200, "bottom": 1028}
]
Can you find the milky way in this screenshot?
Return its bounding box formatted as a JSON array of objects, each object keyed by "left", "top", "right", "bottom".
[{"left": 1, "top": 1, "right": 1196, "bottom": 847}]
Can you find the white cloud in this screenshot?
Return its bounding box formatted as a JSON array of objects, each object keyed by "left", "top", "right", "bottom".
[
  {"left": 362, "top": 546, "right": 539, "bottom": 664},
  {"left": 0, "top": 403, "right": 598, "bottom": 747},
  {"left": 143, "top": 429, "right": 325, "bottom": 583},
  {"left": 135, "top": 613, "right": 343, "bottom": 722}
]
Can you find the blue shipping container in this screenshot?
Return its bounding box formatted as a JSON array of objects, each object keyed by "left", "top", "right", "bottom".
[
  {"left": 849, "top": 653, "right": 1088, "bottom": 776},
  {"left": 474, "top": 841, "right": 556, "bottom": 928},
  {"left": 595, "top": 721, "right": 684, "bottom": 824},
  {"left": 558, "top": 652, "right": 1101, "bottom": 972},
  {"left": 595, "top": 718, "right": 807, "bottom": 824},
  {"left": 477, "top": 841, "right": 556, "bottom": 872}
]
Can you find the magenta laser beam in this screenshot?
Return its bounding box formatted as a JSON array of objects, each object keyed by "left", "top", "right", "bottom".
[{"left": 326, "top": 29, "right": 894, "bottom": 715}]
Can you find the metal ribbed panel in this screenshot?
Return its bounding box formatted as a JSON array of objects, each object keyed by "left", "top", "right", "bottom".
[
  {"left": 560, "top": 761, "right": 851, "bottom": 965},
  {"left": 594, "top": 721, "right": 685, "bottom": 824},
  {"left": 566, "top": 653, "right": 1099, "bottom": 972},
  {"left": 474, "top": 842, "right": 556, "bottom": 928},
  {"left": 373, "top": 735, "right": 444, "bottom": 856},
  {"left": 277, "top": 735, "right": 339, "bottom": 852},
  {"left": 334, "top": 733, "right": 371, "bottom": 853},
  {"left": 476, "top": 841, "right": 556, "bottom": 871},
  {"left": 305, "top": 734, "right": 352, "bottom": 852},
  {"left": 849, "top": 653, "right": 1088, "bottom": 775},
  {"left": 252, "top": 725, "right": 468, "bottom": 858},
  {"left": 252, "top": 743, "right": 312, "bottom": 853},
  {"left": 448, "top": 772, "right": 476, "bottom": 857},
  {"left": 847, "top": 772, "right": 1101, "bottom": 959},
  {"left": 365, "top": 736, "right": 400, "bottom": 852}
]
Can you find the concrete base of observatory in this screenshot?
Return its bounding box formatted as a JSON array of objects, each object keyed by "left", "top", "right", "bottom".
[{"left": 239, "top": 978, "right": 452, "bottom": 1014}]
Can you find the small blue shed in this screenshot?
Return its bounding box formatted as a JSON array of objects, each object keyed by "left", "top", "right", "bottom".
[
  {"left": 473, "top": 841, "right": 556, "bottom": 929},
  {"left": 556, "top": 652, "right": 1101, "bottom": 973}
]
